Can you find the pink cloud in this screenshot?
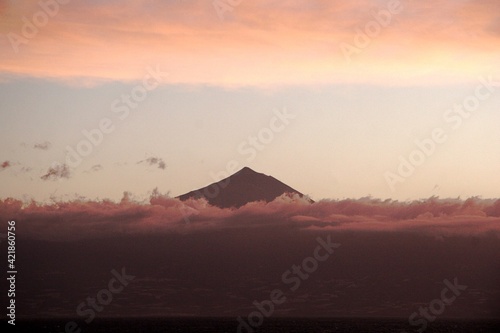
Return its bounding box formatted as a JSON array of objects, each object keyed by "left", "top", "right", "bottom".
[
  {"left": 2, "top": 193, "right": 500, "bottom": 241},
  {"left": 1, "top": 161, "right": 11, "bottom": 170},
  {"left": 0, "top": 0, "right": 498, "bottom": 86}
]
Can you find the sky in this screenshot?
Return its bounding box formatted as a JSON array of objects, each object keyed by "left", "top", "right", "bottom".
[
  {"left": 1, "top": 0, "right": 500, "bottom": 202},
  {"left": 1, "top": 1, "right": 500, "bottom": 323}
]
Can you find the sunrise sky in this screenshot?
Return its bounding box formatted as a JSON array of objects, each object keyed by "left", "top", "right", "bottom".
[{"left": 0, "top": 0, "right": 499, "bottom": 202}]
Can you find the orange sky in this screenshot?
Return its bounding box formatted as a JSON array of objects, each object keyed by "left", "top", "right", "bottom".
[
  {"left": 0, "top": 1, "right": 499, "bottom": 202},
  {"left": 1, "top": 0, "right": 499, "bottom": 86}
]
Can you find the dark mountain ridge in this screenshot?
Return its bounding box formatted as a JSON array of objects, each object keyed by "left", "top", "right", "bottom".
[{"left": 177, "top": 167, "right": 312, "bottom": 208}]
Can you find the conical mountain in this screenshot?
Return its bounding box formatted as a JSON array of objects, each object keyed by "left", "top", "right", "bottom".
[{"left": 177, "top": 167, "right": 312, "bottom": 208}]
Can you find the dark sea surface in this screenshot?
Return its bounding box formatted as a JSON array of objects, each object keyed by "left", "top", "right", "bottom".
[{"left": 15, "top": 318, "right": 500, "bottom": 333}]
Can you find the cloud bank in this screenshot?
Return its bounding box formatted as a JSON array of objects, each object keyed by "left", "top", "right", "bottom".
[{"left": 1, "top": 194, "right": 499, "bottom": 241}]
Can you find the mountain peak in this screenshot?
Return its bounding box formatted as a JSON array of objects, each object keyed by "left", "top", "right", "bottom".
[
  {"left": 235, "top": 166, "right": 257, "bottom": 175},
  {"left": 177, "top": 167, "right": 312, "bottom": 208}
]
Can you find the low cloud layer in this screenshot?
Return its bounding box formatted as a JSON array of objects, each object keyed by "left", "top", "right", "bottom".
[
  {"left": 1, "top": 194, "right": 500, "bottom": 241},
  {"left": 3, "top": 193, "right": 500, "bottom": 320}
]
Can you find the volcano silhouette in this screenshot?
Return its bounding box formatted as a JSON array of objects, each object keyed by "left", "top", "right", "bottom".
[{"left": 177, "top": 167, "right": 312, "bottom": 208}]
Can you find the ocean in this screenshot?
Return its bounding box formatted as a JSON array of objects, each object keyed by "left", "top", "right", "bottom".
[{"left": 15, "top": 318, "right": 500, "bottom": 333}]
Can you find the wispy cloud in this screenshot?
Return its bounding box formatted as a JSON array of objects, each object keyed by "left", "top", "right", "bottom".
[
  {"left": 1, "top": 161, "right": 11, "bottom": 170},
  {"left": 0, "top": 0, "right": 498, "bottom": 86},
  {"left": 86, "top": 164, "right": 103, "bottom": 173},
  {"left": 33, "top": 141, "right": 51, "bottom": 150},
  {"left": 40, "top": 163, "right": 71, "bottom": 181},
  {"left": 138, "top": 157, "right": 166, "bottom": 170},
  {"left": 20, "top": 166, "right": 33, "bottom": 173}
]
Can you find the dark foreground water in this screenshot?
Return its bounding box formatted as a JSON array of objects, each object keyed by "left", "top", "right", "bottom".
[{"left": 15, "top": 318, "right": 500, "bottom": 333}]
